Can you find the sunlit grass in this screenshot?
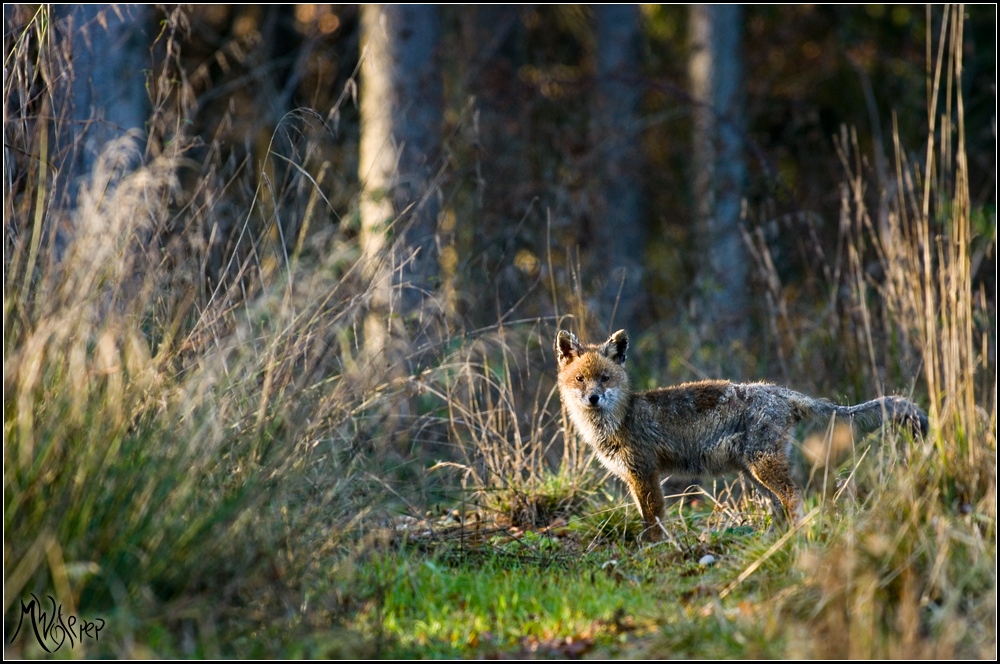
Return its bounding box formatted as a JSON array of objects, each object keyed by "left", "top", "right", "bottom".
[{"left": 358, "top": 549, "right": 650, "bottom": 657}]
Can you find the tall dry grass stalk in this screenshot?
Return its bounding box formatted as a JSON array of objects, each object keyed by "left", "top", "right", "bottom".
[
  {"left": 421, "top": 320, "right": 599, "bottom": 527},
  {"left": 2, "top": 7, "right": 409, "bottom": 653},
  {"left": 778, "top": 6, "right": 996, "bottom": 657},
  {"left": 837, "top": 4, "right": 995, "bottom": 497}
]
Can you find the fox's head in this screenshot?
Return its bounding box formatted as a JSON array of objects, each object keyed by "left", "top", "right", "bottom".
[{"left": 555, "top": 330, "right": 630, "bottom": 431}]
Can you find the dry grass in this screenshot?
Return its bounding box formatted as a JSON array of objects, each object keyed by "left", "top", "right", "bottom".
[
  {"left": 3, "top": 7, "right": 405, "bottom": 655},
  {"left": 758, "top": 8, "right": 995, "bottom": 657}
]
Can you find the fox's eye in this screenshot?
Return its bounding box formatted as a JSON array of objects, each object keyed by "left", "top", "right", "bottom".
[
  {"left": 576, "top": 375, "right": 583, "bottom": 382},
  {"left": 601, "top": 374, "right": 609, "bottom": 382}
]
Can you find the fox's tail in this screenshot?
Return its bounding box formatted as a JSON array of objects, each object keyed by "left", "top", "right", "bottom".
[{"left": 797, "top": 394, "right": 929, "bottom": 437}]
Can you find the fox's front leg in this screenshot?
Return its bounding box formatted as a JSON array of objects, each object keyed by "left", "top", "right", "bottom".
[{"left": 625, "top": 471, "right": 665, "bottom": 541}]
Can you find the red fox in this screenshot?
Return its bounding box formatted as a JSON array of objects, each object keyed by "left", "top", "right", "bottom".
[{"left": 555, "top": 329, "right": 928, "bottom": 539}]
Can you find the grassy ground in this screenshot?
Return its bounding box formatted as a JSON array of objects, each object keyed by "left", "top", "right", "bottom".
[
  {"left": 108, "top": 441, "right": 987, "bottom": 660},
  {"left": 307, "top": 430, "right": 993, "bottom": 660}
]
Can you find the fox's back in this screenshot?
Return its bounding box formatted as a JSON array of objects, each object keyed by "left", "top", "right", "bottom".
[
  {"left": 632, "top": 380, "right": 815, "bottom": 473},
  {"left": 637, "top": 380, "right": 803, "bottom": 428}
]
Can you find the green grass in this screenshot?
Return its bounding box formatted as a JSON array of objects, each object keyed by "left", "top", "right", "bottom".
[
  {"left": 308, "top": 456, "right": 993, "bottom": 659},
  {"left": 360, "top": 549, "right": 648, "bottom": 657},
  {"left": 320, "top": 505, "right": 789, "bottom": 659}
]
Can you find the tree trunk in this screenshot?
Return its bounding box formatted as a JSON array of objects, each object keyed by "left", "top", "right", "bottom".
[
  {"left": 359, "top": 5, "right": 443, "bottom": 365},
  {"left": 57, "top": 4, "right": 151, "bottom": 203},
  {"left": 593, "top": 5, "right": 646, "bottom": 334},
  {"left": 689, "top": 5, "right": 749, "bottom": 349},
  {"left": 457, "top": 6, "right": 530, "bottom": 322}
]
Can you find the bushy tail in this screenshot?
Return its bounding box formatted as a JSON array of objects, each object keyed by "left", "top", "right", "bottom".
[
  {"left": 805, "top": 395, "right": 929, "bottom": 437},
  {"left": 786, "top": 390, "right": 927, "bottom": 436}
]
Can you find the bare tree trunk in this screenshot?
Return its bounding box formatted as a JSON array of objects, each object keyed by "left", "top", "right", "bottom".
[
  {"left": 359, "top": 5, "right": 443, "bottom": 366},
  {"left": 593, "top": 5, "right": 646, "bottom": 334},
  {"left": 458, "top": 6, "right": 530, "bottom": 322},
  {"left": 57, "top": 5, "right": 151, "bottom": 203},
  {"left": 689, "top": 5, "right": 749, "bottom": 349}
]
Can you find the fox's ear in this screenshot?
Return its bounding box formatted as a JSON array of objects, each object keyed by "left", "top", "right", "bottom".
[
  {"left": 555, "top": 330, "right": 581, "bottom": 367},
  {"left": 602, "top": 329, "right": 628, "bottom": 365}
]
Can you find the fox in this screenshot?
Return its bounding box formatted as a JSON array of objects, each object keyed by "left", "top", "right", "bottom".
[{"left": 555, "top": 329, "right": 928, "bottom": 539}]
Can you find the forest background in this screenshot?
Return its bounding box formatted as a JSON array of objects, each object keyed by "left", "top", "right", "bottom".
[{"left": 4, "top": 4, "right": 996, "bottom": 658}]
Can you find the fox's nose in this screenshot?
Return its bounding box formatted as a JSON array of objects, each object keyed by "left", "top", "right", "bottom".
[{"left": 588, "top": 394, "right": 600, "bottom": 406}]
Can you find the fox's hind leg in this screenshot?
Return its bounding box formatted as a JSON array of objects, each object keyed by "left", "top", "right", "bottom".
[{"left": 744, "top": 452, "right": 804, "bottom": 527}]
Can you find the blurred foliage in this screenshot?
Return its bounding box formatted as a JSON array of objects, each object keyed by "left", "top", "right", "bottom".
[
  {"left": 7, "top": 5, "right": 996, "bottom": 378},
  {"left": 117, "top": 4, "right": 995, "bottom": 382}
]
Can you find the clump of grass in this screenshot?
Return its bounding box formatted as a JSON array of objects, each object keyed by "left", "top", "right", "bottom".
[
  {"left": 418, "top": 321, "right": 604, "bottom": 529},
  {"left": 3, "top": 9, "right": 404, "bottom": 656}
]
